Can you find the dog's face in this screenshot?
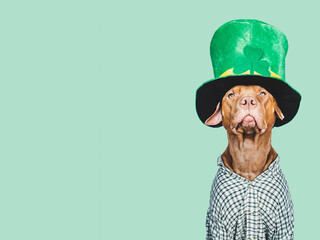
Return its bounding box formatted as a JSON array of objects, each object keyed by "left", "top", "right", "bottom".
[{"left": 205, "top": 85, "right": 284, "bottom": 135}]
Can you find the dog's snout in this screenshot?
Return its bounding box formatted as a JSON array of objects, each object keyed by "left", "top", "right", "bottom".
[{"left": 239, "top": 96, "right": 257, "bottom": 109}]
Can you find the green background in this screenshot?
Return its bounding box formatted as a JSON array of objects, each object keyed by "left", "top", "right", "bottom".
[{"left": 0, "top": 0, "right": 318, "bottom": 239}]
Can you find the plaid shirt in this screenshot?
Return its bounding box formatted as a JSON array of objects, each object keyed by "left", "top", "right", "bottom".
[{"left": 206, "top": 155, "right": 294, "bottom": 240}]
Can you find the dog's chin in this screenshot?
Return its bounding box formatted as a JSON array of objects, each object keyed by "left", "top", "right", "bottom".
[
  {"left": 234, "top": 124, "right": 259, "bottom": 135},
  {"left": 231, "top": 116, "right": 266, "bottom": 135}
]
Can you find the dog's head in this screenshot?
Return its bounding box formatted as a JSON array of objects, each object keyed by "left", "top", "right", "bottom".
[{"left": 205, "top": 85, "right": 284, "bottom": 135}]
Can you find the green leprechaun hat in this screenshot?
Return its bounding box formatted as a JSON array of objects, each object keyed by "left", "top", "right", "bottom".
[{"left": 196, "top": 19, "right": 301, "bottom": 128}]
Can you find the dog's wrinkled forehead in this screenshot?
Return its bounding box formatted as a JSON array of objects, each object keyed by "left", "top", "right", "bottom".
[
  {"left": 224, "top": 85, "right": 270, "bottom": 97},
  {"left": 220, "top": 85, "right": 277, "bottom": 104}
]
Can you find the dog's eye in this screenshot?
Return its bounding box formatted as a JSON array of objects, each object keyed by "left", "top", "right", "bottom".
[
  {"left": 228, "top": 92, "right": 235, "bottom": 98},
  {"left": 259, "top": 91, "right": 266, "bottom": 96}
]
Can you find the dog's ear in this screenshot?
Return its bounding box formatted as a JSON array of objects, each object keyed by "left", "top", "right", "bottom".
[
  {"left": 274, "top": 100, "right": 284, "bottom": 120},
  {"left": 205, "top": 102, "right": 222, "bottom": 126}
]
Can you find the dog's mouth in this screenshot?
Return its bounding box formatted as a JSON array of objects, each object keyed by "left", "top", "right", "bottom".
[{"left": 238, "top": 115, "right": 256, "bottom": 128}]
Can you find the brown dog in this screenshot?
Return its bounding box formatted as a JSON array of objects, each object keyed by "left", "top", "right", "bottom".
[{"left": 205, "top": 85, "right": 284, "bottom": 181}]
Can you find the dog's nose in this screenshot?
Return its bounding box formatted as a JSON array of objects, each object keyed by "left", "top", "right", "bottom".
[{"left": 239, "top": 96, "right": 257, "bottom": 109}]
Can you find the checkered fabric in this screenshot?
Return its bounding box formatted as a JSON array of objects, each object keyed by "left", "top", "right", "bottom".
[{"left": 206, "top": 155, "right": 294, "bottom": 240}]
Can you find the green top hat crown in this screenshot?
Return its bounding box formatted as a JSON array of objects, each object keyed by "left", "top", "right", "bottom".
[
  {"left": 196, "top": 19, "right": 301, "bottom": 128},
  {"left": 211, "top": 19, "right": 288, "bottom": 80}
]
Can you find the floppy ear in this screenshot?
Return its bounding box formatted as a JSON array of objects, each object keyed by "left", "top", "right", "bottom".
[
  {"left": 274, "top": 100, "right": 284, "bottom": 120},
  {"left": 205, "top": 102, "right": 222, "bottom": 126}
]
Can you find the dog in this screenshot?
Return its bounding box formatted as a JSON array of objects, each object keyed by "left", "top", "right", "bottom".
[
  {"left": 204, "top": 85, "right": 294, "bottom": 239},
  {"left": 195, "top": 19, "right": 301, "bottom": 240}
]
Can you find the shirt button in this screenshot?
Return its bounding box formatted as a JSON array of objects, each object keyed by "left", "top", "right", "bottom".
[
  {"left": 250, "top": 182, "right": 254, "bottom": 186},
  {"left": 250, "top": 237, "right": 254, "bottom": 240},
  {"left": 250, "top": 211, "right": 254, "bottom": 215}
]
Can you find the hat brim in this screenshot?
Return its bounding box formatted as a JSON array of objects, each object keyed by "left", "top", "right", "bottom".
[{"left": 195, "top": 75, "right": 301, "bottom": 128}]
